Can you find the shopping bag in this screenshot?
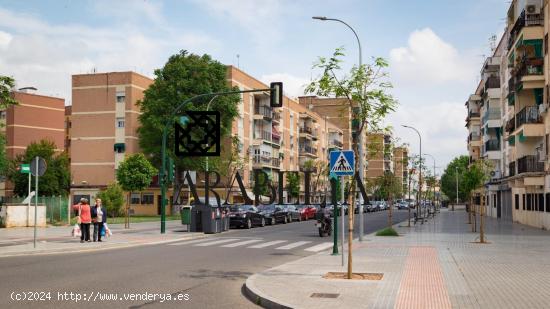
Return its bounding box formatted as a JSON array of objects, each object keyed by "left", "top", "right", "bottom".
[
  {"left": 72, "top": 224, "right": 81, "bottom": 237},
  {"left": 100, "top": 225, "right": 106, "bottom": 237},
  {"left": 104, "top": 223, "right": 112, "bottom": 237}
]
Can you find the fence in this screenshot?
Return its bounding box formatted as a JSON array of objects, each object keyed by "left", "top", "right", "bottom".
[{"left": 1, "top": 196, "right": 70, "bottom": 225}]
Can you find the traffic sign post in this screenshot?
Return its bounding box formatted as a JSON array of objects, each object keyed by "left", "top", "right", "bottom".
[
  {"left": 30, "top": 157, "right": 47, "bottom": 248},
  {"left": 19, "top": 164, "right": 31, "bottom": 227}
]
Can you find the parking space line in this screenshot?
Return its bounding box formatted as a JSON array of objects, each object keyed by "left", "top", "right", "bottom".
[
  {"left": 221, "top": 239, "right": 263, "bottom": 248},
  {"left": 276, "top": 241, "right": 311, "bottom": 250},
  {"left": 304, "top": 242, "right": 334, "bottom": 252},
  {"left": 248, "top": 240, "right": 287, "bottom": 248}
]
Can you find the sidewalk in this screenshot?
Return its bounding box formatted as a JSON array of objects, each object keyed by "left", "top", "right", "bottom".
[
  {"left": 0, "top": 220, "right": 208, "bottom": 257},
  {"left": 245, "top": 209, "right": 550, "bottom": 309}
]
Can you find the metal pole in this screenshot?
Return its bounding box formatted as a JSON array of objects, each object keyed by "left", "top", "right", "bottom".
[
  {"left": 341, "top": 175, "right": 344, "bottom": 266},
  {"left": 402, "top": 126, "right": 421, "bottom": 218},
  {"left": 408, "top": 169, "right": 412, "bottom": 227},
  {"left": 455, "top": 166, "right": 459, "bottom": 211},
  {"left": 27, "top": 171, "right": 30, "bottom": 227},
  {"left": 327, "top": 117, "right": 338, "bottom": 255},
  {"left": 33, "top": 157, "right": 38, "bottom": 249}
]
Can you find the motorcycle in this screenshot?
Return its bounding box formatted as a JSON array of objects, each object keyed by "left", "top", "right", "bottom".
[{"left": 315, "top": 213, "right": 332, "bottom": 237}]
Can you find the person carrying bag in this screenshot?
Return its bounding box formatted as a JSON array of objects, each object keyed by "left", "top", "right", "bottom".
[{"left": 91, "top": 198, "right": 107, "bottom": 242}]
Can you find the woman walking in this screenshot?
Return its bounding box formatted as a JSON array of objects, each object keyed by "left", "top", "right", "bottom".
[
  {"left": 92, "top": 198, "right": 107, "bottom": 242},
  {"left": 79, "top": 199, "right": 92, "bottom": 243}
]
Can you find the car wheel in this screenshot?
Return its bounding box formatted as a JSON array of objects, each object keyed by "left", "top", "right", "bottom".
[
  {"left": 261, "top": 218, "right": 266, "bottom": 227},
  {"left": 298, "top": 215, "right": 302, "bottom": 222},
  {"left": 271, "top": 218, "right": 276, "bottom": 225},
  {"left": 288, "top": 215, "right": 293, "bottom": 223},
  {"left": 283, "top": 216, "right": 287, "bottom": 224},
  {"left": 246, "top": 218, "right": 252, "bottom": 229}
]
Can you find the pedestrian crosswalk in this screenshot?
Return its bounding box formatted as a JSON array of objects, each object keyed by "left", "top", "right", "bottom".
[{"left": 168, "top": 237, "right": 333, "bottom": 253}]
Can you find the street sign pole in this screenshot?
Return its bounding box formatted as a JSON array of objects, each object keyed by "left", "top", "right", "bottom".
[
  {"left": 34, "top": 157, "right": 38, "bottom": 249},
  {"left": 341, "top": 175, "right": 345, "bottom": 267},
  {"left": 27, "top": 172, "right": 30, "bottom": 227}
]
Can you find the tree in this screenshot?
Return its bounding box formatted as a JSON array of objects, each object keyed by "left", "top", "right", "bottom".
[
  {"left": 96, "top": 183, "right": 125, "bottom": 217},
  {"left": 137, "top": 50, "right": 240, "bottom": 173},
  {"left": 116, "top": 153, "right": 157, "bottom": 228},
  {"left": 209, "top": 136, "right": 247, "bottom": 202},
  {"left": 0, "top": 76, "right": 18, "bottom": 176},
  {"left": 373, "top": 171, "right": 402, "bottom": 229},
  {"left": 8, "top": 140, "right": 70, "bottom": 196},
  {"left": 462, "top": 159, "right": 493, "bottom": 243},
  {"left": 302, "top": 159, "right": 329, "bottom": 202},
  {"left": 252, "top": 171, "right": 270, "bottom": 198},
  {"left": 286, "top": 172, "right": 300, "bottom": 202},
  {"left": 440, "top": 155, "right": 469, "bottom": 203}
]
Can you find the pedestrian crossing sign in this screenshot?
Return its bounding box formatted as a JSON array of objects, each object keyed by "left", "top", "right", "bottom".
[{"left": 329, "top": 150, "right": 354, "bottom": 176}]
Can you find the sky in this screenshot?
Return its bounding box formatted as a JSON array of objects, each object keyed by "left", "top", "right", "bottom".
[{"left": 0, "top": 0, "right": 510, "bottom": 173}]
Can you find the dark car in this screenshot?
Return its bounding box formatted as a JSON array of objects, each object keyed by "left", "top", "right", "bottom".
[
  {"left": 296, "top": 204, "right": 317, "bottom": 221},
  {"left": 257, "top": 204, "right": 287, "bottom": 225},
  {"left": 277, "top": 204, "right": 301, "bottom": 222},
  {"left": 228, "top": 205, "right": 266, "bottom": 229}
]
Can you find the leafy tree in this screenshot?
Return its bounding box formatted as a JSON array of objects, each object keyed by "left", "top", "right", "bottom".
[
  {"left": 373, "top": 171, "right": 402, "bottom": 228},
  {"left": 137, "top": 50, "right": 240, "bottom": 173},
  {"left": 116, "top": 153, "right": 157, "bottom": 228},
  {"left": 209, "top": 136, "right": 247, "bottom": 198},
  {"left": 8, "top": 140, "right": 70, "bottom": 196},
  {"left": 96, "top": 183, "right": 125, "bottom": 217},
  {"left": 252, "top": 170, "right": 271, "bottom": 197},
  {"left": 286, "top": 172, "right": 300, "bottom": 201},
  {"left": 440, "top": 155, "right": 469, "bottom": 203},
  {"left": 0, "top": 76, "right": 18, "bottom": 176}
]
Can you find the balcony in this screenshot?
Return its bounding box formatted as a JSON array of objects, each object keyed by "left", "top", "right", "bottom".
[
  {"left": 517, "top": 155, "right": 544, "bottom": 174},
  {"left": 516, "top": 106, "right": 541, "bottom": 128},
  {"left": 253, "top": 155, "right": 280, "bottom": 169},
  {"left": 508, "top": 10, "right": 544, "bottom": 50},
  {"left": 468, "top": 110, "right": 480, "bottom": 118},
  {"left": 468, "top": 132, "right": 481, "bottom": 142},
  {"left": 299, "top": 145, "right": 317, "bottom": 157},
  {"left": 509, "top": 161, "right": 516, "bottom": 177},
  {"left": 484, "top": 76, "right": 500, "bottom": 91},
  {"left": 330, "top": 139, "right": 343, "bottom": 148},
  {"left": 272, "top": 132, "right": 281, "bottom": 146},
  {"left": 484, "top": 140, "right": 500, "bottom": 152},
  {"left": 514, "top": 58, "right": 544, "bottom": 78},
  {"left": 272, "top": 112, "right": 281, "bottom": 123},
  {"left": 505, "top": 117, "right": 516, "bottom": 133},
  {"left": 482, "top": 107, "right": 501, "bottom": 124},
  {"left": 254, "top": 105, "right": 272, "bottom": 119}
]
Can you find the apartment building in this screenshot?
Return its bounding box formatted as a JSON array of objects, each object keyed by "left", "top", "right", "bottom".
[
  {"left": 70, "top": 72, "right": 154, "bottom": 211},
  {"left": 393, "top": 146, "right": 409, "bottom": 195},
  {"left": 227, "top": 66, "right": 343, "bottom": 203},
  {"left": 65, "top": 106, "right": 71, "bottom": 156},
  {"left": 466, "top": 0, "right": 550, "bottom": 228},
  {"left": 1, "top": 88, "right": 65, "bottom": 197}
]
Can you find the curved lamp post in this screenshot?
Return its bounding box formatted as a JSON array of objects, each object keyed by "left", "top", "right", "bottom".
[{"left": 402, "top": 125, "right": 422, "bottom": 218}]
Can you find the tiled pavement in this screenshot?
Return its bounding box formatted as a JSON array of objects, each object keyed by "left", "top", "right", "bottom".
[{"left": 245, "top": 209, "right": 550, "bottom": 309}]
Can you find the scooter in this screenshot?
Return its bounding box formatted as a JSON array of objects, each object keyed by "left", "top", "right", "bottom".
[{"left": 315, "top": 215, "right": 332, "bottom": 237}]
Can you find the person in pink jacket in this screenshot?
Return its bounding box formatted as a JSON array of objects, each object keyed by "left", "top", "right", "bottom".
[{"left": 78, "top": 199, "right": 92, "bottom": 243}]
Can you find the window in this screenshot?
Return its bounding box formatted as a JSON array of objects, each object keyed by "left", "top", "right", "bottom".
[
  {"left": 546, "top": 193, "right": 550, "bottom": 212},
  {"left": 523, "top": 194, "right": 526, "bottom": 210},
  {"left": 130, "top": 193, "right": 141, "bottom": 204},
  {"left": 539, "top": 194, "right": 545, "bottom": 212},
  {"left": 141, "top": 193, "right": 154, "bottom": 205},
  {"left": 527, "top": 194, "right": 532, "bottom": 211},
  {"left": 116, "top": 117, "right": 125, "bottom": 128},
  {"left": 515, "top": 194, "right": 519, "bottom": 210},
  {"left": 0, "top": 111, "right": 6, "bottom": 119},
  {"left": 116, "top": 91, "right": 125, "bottom": 103},
  {"left": 114, "top": 143, "right": 125, "bottom": 153},
  {"left": 493, "top": 195, "right": 496, "bottom": 208},
  {"left": 545, "top": 33, "right": 548, "bottom": 55}
]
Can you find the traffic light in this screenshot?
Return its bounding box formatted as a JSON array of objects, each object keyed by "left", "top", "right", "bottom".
[{"left": 270, "top": 82, "right": 283, "bottom": 107}]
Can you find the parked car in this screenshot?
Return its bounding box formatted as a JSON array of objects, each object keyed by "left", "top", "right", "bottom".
[
  {"left": 257, "top": 204, "right": 287, "bottom": 225},
  {"left": 228, "top": 205, "right": 266, "bottom": 229},
  {"left": 397, "top": 201, "right": 409, "bottom": 210},
  {"left": 277, "top": 204, "right": 301, "bottom": 222},
  {"left": 296, "top": 204, "right": 317, "bottom": 221}
]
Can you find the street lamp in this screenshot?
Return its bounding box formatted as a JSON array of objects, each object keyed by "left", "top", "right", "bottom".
[
  {"left": 312, "top": 15, "right": 366, "bottom": 241},
  {"left": 402, "top": 125, "right": 422, "bottom": 218},
  {"left": 423, "top": 153, "right": 436, "bottom": 212}
]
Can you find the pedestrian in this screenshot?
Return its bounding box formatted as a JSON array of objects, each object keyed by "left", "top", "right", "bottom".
[
  {"left": 78, "top": 198, "right": 92, "bottom": 243},
  {"left": 91, "top": 198, "right": 107, "bottom": 242}
]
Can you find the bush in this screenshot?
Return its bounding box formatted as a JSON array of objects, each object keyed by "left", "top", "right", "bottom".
[
  {"left": 375, "top": 227, "right": 399, "bottom": 236},
  {"left": 97, "top": 183, "right": 125, "bottom": 217}
]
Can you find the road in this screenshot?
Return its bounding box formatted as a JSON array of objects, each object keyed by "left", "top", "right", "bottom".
[{"left": 0, "top": 210, "right": 411, "bottom": 309}]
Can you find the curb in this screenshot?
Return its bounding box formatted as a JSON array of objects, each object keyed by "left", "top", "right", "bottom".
[
  {"left": 0, "top": 234, "right": 212, "bottom": 258},
  {"left": 243, "top": 274, "right": 294, "bottom": 309}
]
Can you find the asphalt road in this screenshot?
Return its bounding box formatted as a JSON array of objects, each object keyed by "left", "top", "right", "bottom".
[{"left": 0, "top": 209, "right": 411, "bottom": 309}]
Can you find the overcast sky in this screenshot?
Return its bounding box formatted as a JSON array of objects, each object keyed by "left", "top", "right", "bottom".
[{"left": 0, "top": 0, "right": 510, "bottom": 172}]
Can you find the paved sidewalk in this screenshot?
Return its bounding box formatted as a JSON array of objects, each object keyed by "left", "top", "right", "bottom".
[
  {"left": 0, "top": 220, "right": 208, "bottom": 257},
  {"left": 245, "top": 209, "right": 550, "bottom": 309}
]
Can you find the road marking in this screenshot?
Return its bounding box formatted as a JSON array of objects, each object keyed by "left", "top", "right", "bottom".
[
  {"left": 248, "top": 240, "right": 287, "bottom": 248},
  {"left": 167, "top": 238, "right": 214, "bottom": 246},
  {"left": 194, "top": 239, "right": 241, "bottom": 247},
  {"left": 276, "top": 241, "right": 311, "bottom": 250},
  {"left": 304, "top": 242, "right": 334, "bottom": 252},
  {"left": 220, "top": 239, "right": 263, "bottom": 248}
]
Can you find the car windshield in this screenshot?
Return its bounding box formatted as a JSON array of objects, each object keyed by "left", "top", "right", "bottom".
[
  {"left": 258, "top": 205, "right": 275, "bottom": 211},
  {"left": 229, "top": 206, "right": 244, "bottom": 212},
  {"left": 295, "top": 205, "right": 306, "bottom": 209}
]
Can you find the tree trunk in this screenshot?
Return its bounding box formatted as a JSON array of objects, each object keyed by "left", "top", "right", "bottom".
[
  {"left": 480, "top": 191, "right": 485, "bottom": 243},
  {"left": 125, "top": 192, "right": 130, "bottom": 229}
]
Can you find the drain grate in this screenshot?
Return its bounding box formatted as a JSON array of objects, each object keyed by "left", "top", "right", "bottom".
[{"left": 310, "top": 293, "right": 340, "bottom": 299}]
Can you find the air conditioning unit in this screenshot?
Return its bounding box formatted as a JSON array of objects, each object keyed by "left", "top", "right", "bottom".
[
  {"left": 490, "top": 170, "right": 501, "bottom": 180},
  {"left": 526, "top": 5, "right": 537, "bottom": 14},
  {"left": 539, "top": 103, "right": 548, "bottom": 115}
]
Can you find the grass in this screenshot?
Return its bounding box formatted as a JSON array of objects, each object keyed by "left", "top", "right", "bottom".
[
  {"left": 68, "top": 215, "right": 180, "bottom": 225},
  {"left": 375, "top": 227, "right": 399, "bottom": 236}
]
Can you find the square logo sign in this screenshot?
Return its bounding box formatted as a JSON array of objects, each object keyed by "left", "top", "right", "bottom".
[{"left": 175, "top": 111, "right": 221, "bottom": 157}]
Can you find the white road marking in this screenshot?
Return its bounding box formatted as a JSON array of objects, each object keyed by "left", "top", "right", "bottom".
[
  {"left": 248, "top": 240, "right": 287, "bottom": 248},
  {"left": 168, "top": 238, "right": 216, "bottom": 246},
  {"left": 220, "top": 239, "right": 263, "bottom": 248},
  {"left": 304, "top": 242, "right": 334, "bottom": 252},
  {"left": 194, "top": 239, "right": 241, "bottom": 247},
  {"left": 276, "top": 241, "right": 311, "bottom": 250}
]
